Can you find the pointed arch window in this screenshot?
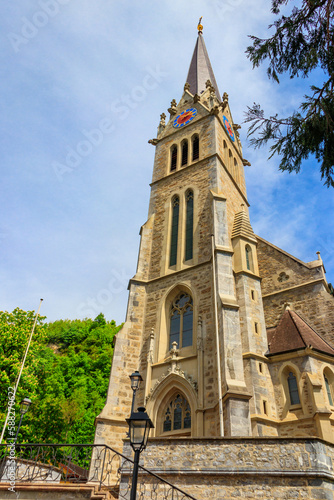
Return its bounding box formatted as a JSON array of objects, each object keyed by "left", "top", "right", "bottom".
[
  {"left": 287, "top": 372, "right": 300, "bottom": 405},
  {"left": 169, "top": 293, "right": 193, "bottom": 349},
  {"left": 185, "top": 190, "right": 194, "bottom": 261},
  {"left": 245, "top": 245, "right": 253, "bottom": 272},
  {"left": 170, "top": 145, "right": 178, "bottom": 171},
  {"left": 181, "top": 140, "right": 188, "bottom": 166},
  {"left": 192, "top": 135, "right": 199, "bottom": 161},
  {"left": 324, "top": 374, "right": 334, "bottom": 406},
  {"left": 169, "top": 196, "right": 180, "bottom": 266},
  {"left": 163, "top": 394, "right": 191, "bottom": 433}
]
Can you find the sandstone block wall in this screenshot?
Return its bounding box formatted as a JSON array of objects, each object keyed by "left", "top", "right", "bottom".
[
  {"left": 257, "top": 238, "right": 334, "bottom": 344},
  {"left": 121, "top": 437, "right": 334, "bottom": 500}
]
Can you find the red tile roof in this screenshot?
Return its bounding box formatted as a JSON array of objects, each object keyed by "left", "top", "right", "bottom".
[{"left": 267, "top": 309, "right": 334, "bottom": 357}]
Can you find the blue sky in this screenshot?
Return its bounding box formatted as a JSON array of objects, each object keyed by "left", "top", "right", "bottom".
[{"left": 1, "top": 1, "right": 333, "bottom": 325}]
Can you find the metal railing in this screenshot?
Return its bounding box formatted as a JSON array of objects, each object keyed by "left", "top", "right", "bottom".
[{"left": 0, "top": 443, "right": 198, "bottom": 500}]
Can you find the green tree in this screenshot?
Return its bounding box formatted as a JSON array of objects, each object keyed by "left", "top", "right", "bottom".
[
  {"left": 0, "top": 310, "right": 121, "bottom": 444},
  {"left": 0, "top": 308, "right": 47, "bottom": 435},
  {"left": 245, "top": 0, "right": 334, "bottom": 186}
]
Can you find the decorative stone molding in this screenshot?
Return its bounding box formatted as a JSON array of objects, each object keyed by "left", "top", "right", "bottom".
[
  {"left": 146, "top": 367, "right": 198, "bottom": 403},
  {"left": 147, "top": 330, "right": 155, "bottom": 364},
  {"left": 168, "top": 99, "right": 177, "bottom": 115}
]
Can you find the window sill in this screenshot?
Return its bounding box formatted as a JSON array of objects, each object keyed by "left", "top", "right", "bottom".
[
  {"left": 160, "top": 429, "right": 191, "bottom": 438},
  {"left": 288, "top": 404, "right": 302, "bottom": 411}
]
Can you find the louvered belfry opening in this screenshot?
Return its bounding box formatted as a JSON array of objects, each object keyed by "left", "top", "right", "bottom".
[
  {"left": 171, "top": 145, "right": 177, "bottom": 171},
  {"left": 181, "top": 141, "right": 188, "bottom": 166},
  {"left": 192, "top": 136, "right": 199, "bottom": 161}
]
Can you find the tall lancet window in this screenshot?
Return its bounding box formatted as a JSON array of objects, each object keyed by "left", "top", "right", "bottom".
[
  {"left": 169, "top": 293, "right": 193, "bottom": 349},
  {"left": 170, "top": 145, "right": 177, "bottom": 171},
  {"left": 169, "top": 196, "right": 180, "bottom": 266},
  {"left": 185, "top": 190, "right": 194, "bottom": 261},
  {"left": 245, "top": 245, "right": 253, "bottom": 272},
  {"left": 324, "top": 374, "right": 334, "bottom": 406},
  {"left": 287, "top": 372, "right": 300, "bottom": 405},
  {"left": 181, "top": 140, "right": 188, "bottom": 166},
  {"left": 192, "top": 135, "right": 199, "bottom": 161}
]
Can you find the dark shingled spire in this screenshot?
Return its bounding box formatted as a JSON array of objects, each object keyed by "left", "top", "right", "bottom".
[{"left": 186, "top": 34, "right": 221, "bottom": 100}]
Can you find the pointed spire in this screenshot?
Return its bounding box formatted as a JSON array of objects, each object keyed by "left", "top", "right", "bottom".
[{"left": 186, "top": 26, "right": 221, "bottom": 100}]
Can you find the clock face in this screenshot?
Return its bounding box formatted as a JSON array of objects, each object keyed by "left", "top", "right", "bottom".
[
  {"left": 223, "top": 115, "right": 235, "bottom": 142},
  {"left": 173, "top": 108, "right": 197, "bottom": 128}
]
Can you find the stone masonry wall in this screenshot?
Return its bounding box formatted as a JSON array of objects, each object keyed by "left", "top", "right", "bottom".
[
  {"left": 122, "top": 437, "right": 334, "bottom": 500},
  {"left": 257, "top": 238, "right": 334, "bottom": 344},
  {"left": 263, "top": 282, "right": 334, "bottom": 344}
]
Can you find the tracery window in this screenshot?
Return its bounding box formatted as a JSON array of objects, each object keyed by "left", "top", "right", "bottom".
[
  {"left": 170, "top": 145, "right": 177, "bottom": 171},
  {"left": 192, "top": 135, "right": 199, "bottom": 161},
  {"left": 169, "top": 196, "right": 179, "bottom": 267},
  {"left": 185, "top": 190, "right": 193, "bottom": 261},
  {"left": 163, "top": 394, "right": 191, "bottom": 433},
  {"left": 324, "top": 374, "right": 334, "bottom": 406},
  {"left": 181, "top": 140, "right": 188, "bottom": 166},
  {"left": 287, "top": 371, "right": 300, "bottom": 405},
  {"left": 169, "top": 293, "right": 193, "bottom": 349}
]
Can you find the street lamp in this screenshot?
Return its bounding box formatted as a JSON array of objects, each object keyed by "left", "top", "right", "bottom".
[
  {"left": 129, "top": 371, "right": 143, "bottom": 413},
  {"left": 126, "top": 406, "right": 154, "bottom": 500},
  {"left": 15, "top": 397, "right": 32, "bottom": 442}
]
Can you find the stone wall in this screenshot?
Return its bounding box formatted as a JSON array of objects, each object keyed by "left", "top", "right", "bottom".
[
  {"left": 257, "top": 237, "right": 334, "bottom": 344},
  {"left": 121, "top": 437, "right": 334, "bottom": 500}
]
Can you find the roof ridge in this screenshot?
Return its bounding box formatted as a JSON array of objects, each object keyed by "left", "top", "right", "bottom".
[
  {"left": 288, "top": 310, "right": 307, "bottom": 348},
  {"left": 290, "top": 310, "right": 334, "bottom": 353}
]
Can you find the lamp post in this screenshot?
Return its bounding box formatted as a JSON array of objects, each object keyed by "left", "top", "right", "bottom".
[
  {"left": 126, "top": 406, "right": 154, "bottom": 500},
  {"left": 129, "top": 371, "right": 143, "bottom": 414},
  {"left": 15, "top": 397, "right": 32, "bottom": 443}
]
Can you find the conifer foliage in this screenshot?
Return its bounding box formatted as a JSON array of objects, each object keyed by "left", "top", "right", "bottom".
[
  {"left": 245, "top": 0, "right": 334, "bottom": 186},
  {"left": 0, "top": 309, "right": 121, "bottom": 444}
]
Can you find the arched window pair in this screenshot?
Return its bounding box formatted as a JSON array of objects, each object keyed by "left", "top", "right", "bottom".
[
  {"left": 163, "top": 393, "right": 191, "bottom": 433},
  {"left": 170, "top": 190, "right": 193, "bottom": 266},
  {"left": 170, "top": 136, "right": 199, "bottom": 172}
]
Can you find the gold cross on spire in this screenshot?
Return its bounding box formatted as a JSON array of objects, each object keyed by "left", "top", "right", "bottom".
[{"left": 197, "top": 17, "right": 203, "bottom": 34}]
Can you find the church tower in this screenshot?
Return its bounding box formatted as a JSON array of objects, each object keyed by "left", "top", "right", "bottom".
[{"left": 94, "top": 22, "right": 278, "bottom": 451}]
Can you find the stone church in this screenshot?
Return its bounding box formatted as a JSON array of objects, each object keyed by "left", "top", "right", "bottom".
[{"left": 94, "top": 23, "right": 334, "bottom": 499}]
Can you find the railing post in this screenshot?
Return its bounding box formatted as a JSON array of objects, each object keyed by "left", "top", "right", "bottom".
[{"left": 99, "top": 446, "right": 107, "bottom": 491}]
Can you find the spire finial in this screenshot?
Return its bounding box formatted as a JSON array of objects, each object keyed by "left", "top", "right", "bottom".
[{"left": 197, "top": 17, "right": 203, "bottom": 34}]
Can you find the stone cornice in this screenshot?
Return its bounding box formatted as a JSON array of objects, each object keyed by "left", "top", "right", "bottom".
[
  {"left": 261, "top": 278, "right": 326, "bottom": 299},
  {"left": 243, "top": 352, "right": 270, "bottom": 362},
  {"left": 234, "top": 269, "right": 262, "bottom": 281},
  {"left": 128, "top": 258, "right": 212, "bottom": 288},
  {"left": 150, "top": 152, "right": 249, "bottom": 207},
  {"left": 265, "top": 346, "right": 334, "bottom": 362}
]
